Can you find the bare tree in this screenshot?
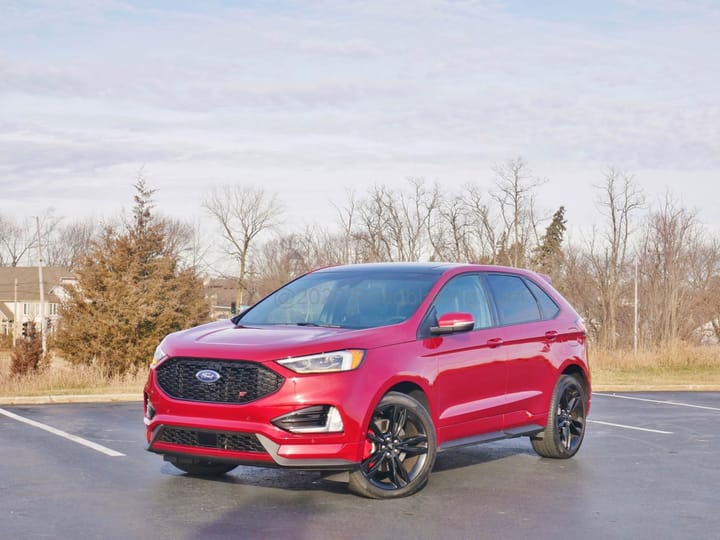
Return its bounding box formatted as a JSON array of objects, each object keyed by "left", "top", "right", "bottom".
[
  {"left": 177, "top": 218, "right": 213, "bottom": 273},
  {"left": 560, "top": 244, "right": 601, "bottom": 341},
  {"left": 387, "top": 178, "right": 440, "bottom": 261},
  {"left": 0, "top": 215, "right": 29, "bottom": 266},
  {"left": 0, "top": 211, "right": 59, "bottom": 266},
  {"left": 491, "top": 157, "right": 546, "bottom": 267},
  {"left": 356, "top": 185, "right": 393, "bottom": 261},
  {"left": 430, "top": 193, "right": 473, "bottom": 262},
  {"left": 639, "top": 194, "right": 702, "bottom": 345},
  {"left": 249, "top": 227, "right": 346, "bottom": 300},
  {"left": 586, "top": 168, "right": 644, "bottom": 349},
  {"left": 156, "top": 217, "right": 199, "bottom": 264},
  {"left": 203, "top": 185, "right": 284, "bottom": 306},
  {"left": 354, "top": 179, "right": 440, "bottom": 262},
  {"left": 45, "top": 218, "right": 98, "bottom": 270},
  {"left": 333, "top": 190, "right": 368, "bottom": 264},
  {"left": 686, "top": 237, "right": 720, "bottom": 342},
  {"left": 463, "top": 184, "right": 500, "bottom": 263}
]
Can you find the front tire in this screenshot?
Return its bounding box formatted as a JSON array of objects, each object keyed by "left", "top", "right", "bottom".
[
  {"left": 531, "top": 374, "right": 587, "bottom": 458},
  {"left": 349, "top": 392, "right": 436, "bottom": 499}
]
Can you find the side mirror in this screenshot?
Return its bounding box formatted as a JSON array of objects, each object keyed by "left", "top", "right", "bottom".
[{"left": 430, "top": 312, "right": 475, "bottom": 335}]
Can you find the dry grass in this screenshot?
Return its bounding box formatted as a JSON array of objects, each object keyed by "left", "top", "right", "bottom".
[
  {"left": 590, "top": 343, "right": 720, "bottom": 389},
  {"left": 0, "top": 351, "right": 146, "bottom": 398},
  {"left": 2, "top": 344, "right": 720, "bottom": 398}
]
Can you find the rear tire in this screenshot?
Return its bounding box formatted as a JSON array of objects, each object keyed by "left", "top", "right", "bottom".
[
  {"left": 349, "top": 392, "right": 436, "bottom": 499},
  {"left": 531, "top": 374, "right": 587, "bottom": 459},
  {"left": 171, "top": 459, "right": 238, "bottom": 476}
]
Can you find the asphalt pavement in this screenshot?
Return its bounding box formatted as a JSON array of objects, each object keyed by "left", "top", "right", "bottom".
[{"left": 1, "top": 392, "right": 719, "bottom": 540}]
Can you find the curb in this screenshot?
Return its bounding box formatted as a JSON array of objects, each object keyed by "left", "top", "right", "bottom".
[
  {"left": 593, "top": 385, "right": 720, "bottom": 392},
  {"left": 0, "top": 393, "right": 142, "bottom": 406}
]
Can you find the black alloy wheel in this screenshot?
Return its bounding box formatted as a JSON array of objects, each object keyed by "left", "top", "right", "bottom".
[
  {"left": 531, "top": 374, "right": 587, "bottom": 459},
  {"left": 348, "top": 392, "right": 436, "bottom": 499}
]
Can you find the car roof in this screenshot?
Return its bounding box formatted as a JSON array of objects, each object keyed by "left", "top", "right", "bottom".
[
  {"left": 311, "top": 262, "right": 547, "bottom": 277},
  {"left": 312, "top": 262, "right": 464, "bottom": 276}
]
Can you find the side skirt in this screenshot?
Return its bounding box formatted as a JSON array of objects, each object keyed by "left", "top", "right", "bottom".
[{"left": 438, "top": 423, "right": 544, "bottom": 452}]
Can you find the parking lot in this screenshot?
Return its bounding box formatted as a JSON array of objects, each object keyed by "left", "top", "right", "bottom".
[{"left": 1, "top": 392, "right": 719, "bottom": 540}]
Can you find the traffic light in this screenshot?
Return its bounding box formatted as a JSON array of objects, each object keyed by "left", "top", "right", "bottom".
[
  {"left": 21, "top": 321, "right": 28, "bottom": 338},
  {"left": 230, "top": 302, "right": 237, "bottom": 315}
]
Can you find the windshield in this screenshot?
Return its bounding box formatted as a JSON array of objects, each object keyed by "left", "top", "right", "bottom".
[{"left": 238, "top": 270, "right": 438, "bottom": 329}]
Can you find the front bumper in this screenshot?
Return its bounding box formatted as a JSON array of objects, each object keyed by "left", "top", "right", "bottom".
[{"left": 144, "top": 366, "right": 369, "bottom": 469}]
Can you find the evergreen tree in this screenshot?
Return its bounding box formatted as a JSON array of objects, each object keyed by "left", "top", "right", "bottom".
[
  {"left": 532, "top": 206, "right": 567, "bottom": 281},
  {"left": 55, "top": 179, "right": 209, "bottom": 375}
]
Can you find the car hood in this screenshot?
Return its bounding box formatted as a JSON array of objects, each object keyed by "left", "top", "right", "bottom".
[{"left": 161, "top": 319, "right": 410, "bottom": 362}]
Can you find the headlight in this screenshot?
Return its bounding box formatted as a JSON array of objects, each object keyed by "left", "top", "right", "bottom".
[
  {"left": 276, "top": 350, "right": 365, "bottom": 373},
  {"left": 150, "top": 343, "right": 168, "bottom": 369}
]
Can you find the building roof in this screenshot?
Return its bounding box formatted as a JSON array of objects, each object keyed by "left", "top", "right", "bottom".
[
  {"left": 204, "top": 276, "right": 238, "bottom": 307},
  {"left": 0, "top": 302, "right": 13, "bottom": 320},
  {"left": 0, "top": 267, "right": 77, "bottom": 303}
]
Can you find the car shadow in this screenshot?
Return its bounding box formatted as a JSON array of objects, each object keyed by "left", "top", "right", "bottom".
[
  {"left": 161, "top": 461, "right": 350, "bottom": 494},
  {"left": 159, "top": 438, "right": 537, "bottom": 495},
  {"left": 433, "top": 438, "right": 537, "bottom": 473}
]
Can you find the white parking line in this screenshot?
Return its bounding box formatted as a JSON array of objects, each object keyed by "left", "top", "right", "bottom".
[
  {"left": 588, "top": 419, "right": 673, "bottom": 434},
  {"left": 0, "top": 408, "right": 125, "bottom": 457},
  {"left": 594, "top": 393, "right": 720, "bottom": 412}
]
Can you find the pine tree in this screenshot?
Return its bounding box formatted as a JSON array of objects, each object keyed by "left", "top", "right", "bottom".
[
  {"left": 55, "top": 179, "right": 209, "bottom": 375},
  {"left": 532, "top": 206, "right": 567, "bottom": 281}
]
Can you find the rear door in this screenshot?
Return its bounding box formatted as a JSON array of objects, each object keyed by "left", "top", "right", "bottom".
[{"left": 483, "top": 273, "right": 560, "bottom": 428}]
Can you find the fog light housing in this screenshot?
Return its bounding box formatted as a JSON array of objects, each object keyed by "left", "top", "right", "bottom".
[
  {"left": 145, "top": 395, "right": 156, "bottom": 420},
  {"left": 272, "top": 405, "right": 344, "bottom": 433}
]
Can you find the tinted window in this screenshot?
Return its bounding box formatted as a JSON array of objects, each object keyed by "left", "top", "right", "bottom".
[
  {"left": 485, "top": 274, "right": 541, "bottom": 325},
  {"left": 430, "top": 274, "right": 492, "bottom": 329},
  {"left": 239, "top": 271, "right": 437, "bottom": 329},
  {"left": 524, "top": 279, "right": 560, "bottom": 320}
]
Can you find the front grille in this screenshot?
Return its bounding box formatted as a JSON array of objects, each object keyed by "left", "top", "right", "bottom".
[
  {"left": 157, "top": 427, "right": 266, "bottom": 453},
  {"left": 156, "top": 357, "right": 284, "bottom": 404}
]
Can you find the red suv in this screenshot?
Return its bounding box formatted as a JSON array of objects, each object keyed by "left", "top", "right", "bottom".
[{"left": 144, "top": 263, "right": 590, "bottom": 498}]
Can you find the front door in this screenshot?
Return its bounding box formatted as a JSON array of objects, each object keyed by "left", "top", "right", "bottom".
[{"left": 420, "top": 273, "right": 508, "bottom": 445}]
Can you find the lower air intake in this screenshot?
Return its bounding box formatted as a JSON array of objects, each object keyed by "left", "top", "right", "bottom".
[{"left": 156, "top": 426, "right": 267, "bottom": 454}]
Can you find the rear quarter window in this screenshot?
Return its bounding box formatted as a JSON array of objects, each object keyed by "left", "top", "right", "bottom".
[
  {"left": 524, "top": 278, "right": 560, "bottom": 320},
  {"left": 485, "top": 273, "right": 541, "bottom": 325}
]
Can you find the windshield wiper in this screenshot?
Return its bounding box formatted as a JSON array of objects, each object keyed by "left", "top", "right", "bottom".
[{"left": 292, "top": 322, "right": 341, "bottom": 328}]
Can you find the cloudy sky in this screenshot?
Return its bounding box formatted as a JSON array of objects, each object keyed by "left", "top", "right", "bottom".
[{"left": 1, "top": 0, "right": 719, "bottom": 234}]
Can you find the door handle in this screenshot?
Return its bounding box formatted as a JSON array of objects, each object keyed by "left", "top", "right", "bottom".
[
  {"left": 544, "top": 331, "right": 558, "bottom": 341},
  {"left": 487, "top": 338, "right": 504, "bottom": 348}
]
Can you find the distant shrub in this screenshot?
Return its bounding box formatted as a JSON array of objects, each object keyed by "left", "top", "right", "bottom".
[{"left": 10, "top": 321, "right": 49, "bottom": 377}]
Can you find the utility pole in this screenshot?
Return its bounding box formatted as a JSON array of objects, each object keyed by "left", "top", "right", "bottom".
[
  {"left": 13, "top": 277, "right": 18, "bottom": 348},
  {"left": 36, "top": 216, "right": 47, "bottom": 356},
  {"left": 633, "top": 256, "right": 638, "bottom": 355}
]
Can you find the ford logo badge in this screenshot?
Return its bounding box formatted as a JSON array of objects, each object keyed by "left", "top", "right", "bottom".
[{"left": 195, "top": 369, "right": 221, "bottom": 383}]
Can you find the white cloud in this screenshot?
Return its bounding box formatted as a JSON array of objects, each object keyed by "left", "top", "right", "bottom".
[{"left": 0, "top": 0, "right": 718, "bottom": 234}]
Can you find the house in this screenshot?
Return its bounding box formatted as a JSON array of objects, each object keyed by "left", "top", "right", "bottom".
[
  {"left": 0, "top": 267, "right": 78, "bottom": 339},
  {"left": 694, "top": 320, "right": 720, "bottom": 346},
  {"left": 203, "top": 276, "right": 245, "bottom": 320}
]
